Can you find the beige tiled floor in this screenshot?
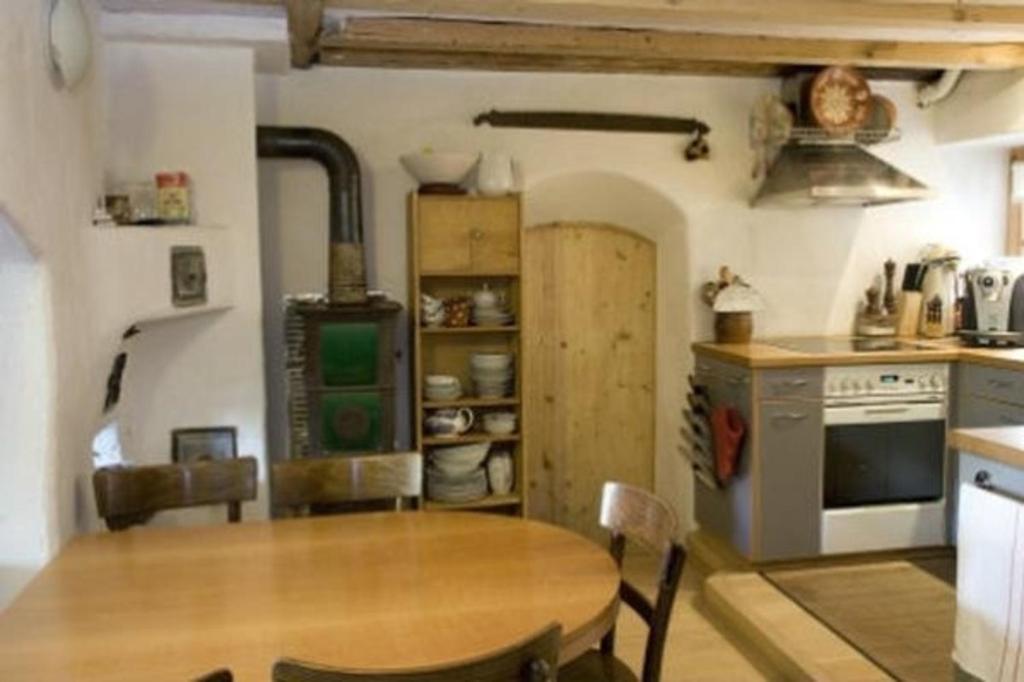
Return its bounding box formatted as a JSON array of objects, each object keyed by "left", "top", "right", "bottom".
[{"left": 609, "top": 552, "right": 781, "bottom": 681}]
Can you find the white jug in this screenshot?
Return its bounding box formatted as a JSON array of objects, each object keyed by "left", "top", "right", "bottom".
[{"left": 477, "top": 153, "right": 516, "bottom": 197}]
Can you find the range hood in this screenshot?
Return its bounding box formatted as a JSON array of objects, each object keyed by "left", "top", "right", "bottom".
[{"left": 752, "top": 143, "right": 930, "bottom": 208}]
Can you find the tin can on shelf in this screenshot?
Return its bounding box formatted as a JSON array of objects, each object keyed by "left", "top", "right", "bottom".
[{"left": 156, "top": 171, "right": 191, "bottom": 224}]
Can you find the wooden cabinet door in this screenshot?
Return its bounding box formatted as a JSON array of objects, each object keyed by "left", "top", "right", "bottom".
[
  {"left": 758, "top": 401, "right": 824, "bottom": 559},
  {"left": 418, "top": 198, "right": 473, "bottom": 273},
  {"left": 469, "top": 199, "right": 519, "bottom": 273},
  {"left": 417, "top": 196, "right": 519, "bottom": 274}
]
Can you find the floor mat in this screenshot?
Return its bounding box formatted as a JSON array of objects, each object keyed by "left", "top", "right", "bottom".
[{"left": 763, "top": 558, "right": 956, "bottom": 682}]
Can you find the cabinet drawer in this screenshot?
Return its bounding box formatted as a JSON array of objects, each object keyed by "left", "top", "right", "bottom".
[
  {"left": 961, "top": 364, "right": 1024, "bottom": 406},
  {"left": 959, "top": 453, "right": 1024, "bottom": 504},
  {"left": 960, "top": 394, "right": 1024, "bottom": 428},
  {"left": 760, "top": 368, "right": 823, "bottom": 400},
  {"left": 417, "top": 196, "right": 519, "bottom": 274}
]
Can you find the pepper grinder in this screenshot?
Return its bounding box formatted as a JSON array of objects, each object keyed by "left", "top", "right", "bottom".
[{"left": 883, "top": 259, "right": 897, "bottom": 316}]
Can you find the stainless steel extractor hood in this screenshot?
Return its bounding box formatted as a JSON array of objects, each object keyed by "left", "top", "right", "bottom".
[{"left": 752, "top": 143, "right": 930, "bottom": 208}]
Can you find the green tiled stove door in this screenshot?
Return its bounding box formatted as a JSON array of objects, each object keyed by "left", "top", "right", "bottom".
[
  {"left": 320, "top": 392, "right": 383, "bottom": 452},
  {"left": 319, "top": 322, "right": 378, "bottom": 386}
]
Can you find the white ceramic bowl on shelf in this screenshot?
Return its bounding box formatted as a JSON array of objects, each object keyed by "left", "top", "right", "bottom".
[
  {"left": 470, "top": 353, "right": 514, "bottom": 370},
  {"left": 400, "top": 151, "right": 479, "bottom": 187}
]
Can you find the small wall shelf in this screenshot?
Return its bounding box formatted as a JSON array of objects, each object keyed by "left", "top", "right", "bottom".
[
  {"left": 92, "top": 223, "right": 235, "bottom": 327},
  {"left": 422, "top": 434, "right": 520, "bottom": 446}
]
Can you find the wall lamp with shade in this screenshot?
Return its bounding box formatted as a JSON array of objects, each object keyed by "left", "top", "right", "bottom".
[{"left": 49, "top": 0, "right": 92, "bottom": 90}]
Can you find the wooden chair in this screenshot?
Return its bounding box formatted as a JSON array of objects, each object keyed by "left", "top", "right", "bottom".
[
  {"left": 92, "top": 457, "right": 258, "bottom": 531},
  {"left": 559, "top": 482, "right": 686, "bottom": 682},
  {"left": 194, "top": 669, "right": 233, "bottom": 682},
  {"left": 272, "top": 622, "right": 561, "bottom": 682},
  {"left": 271, "top": 452, "right": 423, "bottom": 516}
]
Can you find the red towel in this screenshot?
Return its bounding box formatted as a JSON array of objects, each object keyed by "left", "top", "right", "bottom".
[{"left": 711, "top": 407, "right": 746, "bottom": 485}]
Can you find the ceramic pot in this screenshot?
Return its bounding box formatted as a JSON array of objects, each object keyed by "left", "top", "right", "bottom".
[
  {"left": 714, "top": 312, "right": 753, "bottom": 344},
  {"left": 486, "top": 451, "right": 514, "bottom": 495}
]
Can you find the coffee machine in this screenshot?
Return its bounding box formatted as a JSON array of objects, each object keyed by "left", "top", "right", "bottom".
[{"left": 963, "top": 258, "right": 1024, "bottom": 346}]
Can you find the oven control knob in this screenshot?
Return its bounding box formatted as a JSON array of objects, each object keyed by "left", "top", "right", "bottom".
[
  {"left": 930, "top": 375, "right": 942, "bottom": 389},
  {"left": 851, "top": 380, "right": 862, "bottom": 392},
  {"left": 865, "top": 380, "right": 874, "bottom": 391},
  {"left": 839, "top": 379, "right": 850, "bottom": 393}
]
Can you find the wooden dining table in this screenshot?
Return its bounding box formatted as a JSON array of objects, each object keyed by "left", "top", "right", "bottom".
[{"left": 0, "top": 512, "right": 620, "bottom": 681}]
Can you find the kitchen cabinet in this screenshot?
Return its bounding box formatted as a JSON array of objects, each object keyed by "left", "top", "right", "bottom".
[
  {"left": 694, "top": 357, "right": 754, "bottom": 556},
  {"left": 416, "top": 196, "right": 520, "bottom": 275},
  {"left": 759, "top": 400, "right": 823, "bottom": 560},
  {"left": 693, "top": 356, "right": 824, "bottom": 561},
  {"left": 409, "top": 193, "right": 526, "bottom": 514}
]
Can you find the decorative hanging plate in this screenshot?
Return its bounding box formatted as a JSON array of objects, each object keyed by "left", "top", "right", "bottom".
[{"left": 809, "top": 66, "right": 872, "bottom": 135}]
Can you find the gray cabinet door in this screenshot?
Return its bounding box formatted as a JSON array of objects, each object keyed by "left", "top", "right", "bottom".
[{"left": 759, "top": 401, "right": 824, "bottom": 560}]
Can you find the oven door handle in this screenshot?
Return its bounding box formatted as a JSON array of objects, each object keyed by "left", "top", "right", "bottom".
[{"left": 824, "top": 402, "right": 946, "bottom": 426}]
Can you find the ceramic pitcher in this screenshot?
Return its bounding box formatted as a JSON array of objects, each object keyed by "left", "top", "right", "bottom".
[
  {"left": 486, "top": 451, "right": 514, "bottom": 494},
  {"left": 477, "top": 153, "right": 516, "bottom": 197}
]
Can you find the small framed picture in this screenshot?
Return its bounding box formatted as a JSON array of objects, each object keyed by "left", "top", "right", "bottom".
[{"left": 171, "top": 426, "right": 237, "bottom": 463}]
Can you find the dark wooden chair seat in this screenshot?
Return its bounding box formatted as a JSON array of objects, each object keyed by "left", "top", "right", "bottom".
[
  {"left": 271, "top": 452, "right": 423, "bottom": 516},
  {"left": 93, "top": 457, "right": 258, "bottom": 531},
  {"left": 272, "top": 622, "right": 561, "bottom": 681},
  {"left": 559, "top": 481, "right": 685, "bottom": 682}
]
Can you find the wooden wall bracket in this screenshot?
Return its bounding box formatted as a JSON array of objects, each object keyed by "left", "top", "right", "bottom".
[{"left": 473, "top": 109, "right": 712, "bottom": 161}]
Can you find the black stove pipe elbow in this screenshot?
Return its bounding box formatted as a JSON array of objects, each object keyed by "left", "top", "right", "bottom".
[{"left": 256, "top": 125, "right": 367, "bottom": 303}]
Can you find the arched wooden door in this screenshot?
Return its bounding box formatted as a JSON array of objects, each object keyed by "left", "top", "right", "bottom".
[{"left": 524, "top": 222, "right": 656, "bottom": 541}]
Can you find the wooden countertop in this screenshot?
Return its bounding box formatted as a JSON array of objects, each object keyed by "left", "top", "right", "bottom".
[
  {"left": 949, "top": 427, "right": 1024, "bottom": 470},
  {"left": 693, "top": 337, "right": 1024, "bottom": 370}
]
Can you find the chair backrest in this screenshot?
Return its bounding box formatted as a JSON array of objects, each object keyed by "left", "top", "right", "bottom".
[
  {"left": 271, "top": 452, "right": 423, "bottom": 515},
  {"left": 599, "top": 481, "right": 686, "bottom": 682},
  {"left": 93, "top": 457, "right": 258, "bottom": 531},
  {"left": 272, "top": 622, "right": 561, "bottom": 682}
]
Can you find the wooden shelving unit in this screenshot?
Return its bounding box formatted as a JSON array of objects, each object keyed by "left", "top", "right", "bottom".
[{"left": 409, "top": 193, "right": 527, "bottom": 515}]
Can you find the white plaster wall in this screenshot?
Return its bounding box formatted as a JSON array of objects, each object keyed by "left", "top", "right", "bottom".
[
  {"left": 0, "top": 0, "right": 103, "bottom": 606},
  {"left": 255, "top": 68, "right": 1008, "bottom": 535},
  {"left": 0, "top": 216, "right": 54, "bottom": 605},
  {"left": 105, "top": 42, "right": 268, "bottom": 523}
]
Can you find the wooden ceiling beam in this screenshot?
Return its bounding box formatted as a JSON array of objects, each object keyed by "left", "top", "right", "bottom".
[
  {"left": 318, "top": 17, "right": 1024, "bottom": 75},
  {"left": 318, "top": 0, "right": 1024, "bottom": 33},
  {"left": 286, "top": 0, "right": 324, "bottom": 67}
]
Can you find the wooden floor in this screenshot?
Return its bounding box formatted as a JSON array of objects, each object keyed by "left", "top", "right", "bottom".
[{"left": 614, "top": 551, "right": 781, "bottom": 681}]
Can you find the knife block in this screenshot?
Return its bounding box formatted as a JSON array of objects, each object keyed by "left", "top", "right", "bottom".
[{"left": 897, "top": 291, "right": 922, "bottom": 337}]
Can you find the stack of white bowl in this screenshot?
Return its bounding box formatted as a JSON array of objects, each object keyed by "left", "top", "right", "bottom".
[
  {"left": 470, "top": 353, "right": 514, "bottom": 398},
  {"left": 424, "top": 374, "right": 462, "bottom": 402},
  {"left": 427, "top": 442, "right": 490, "bottom": 503}
]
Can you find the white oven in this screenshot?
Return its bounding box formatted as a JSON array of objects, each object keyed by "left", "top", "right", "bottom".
[{"left": 821, "top": 363, "right": 950, "bottom": 554}]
